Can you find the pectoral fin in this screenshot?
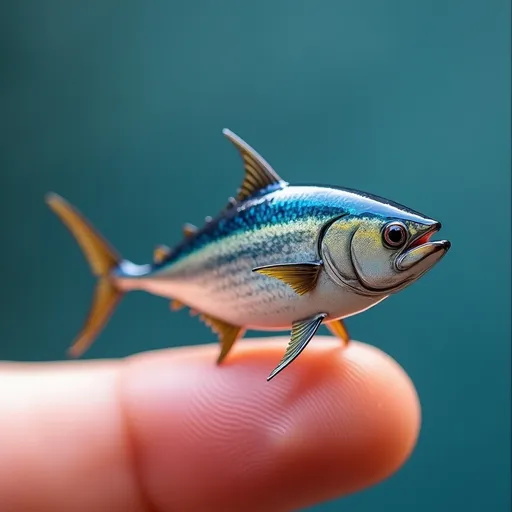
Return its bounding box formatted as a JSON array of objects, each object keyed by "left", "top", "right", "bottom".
[
  {"left": 253, "top": 262, "right": 322, "bottom": 295},
  {"left": 222, "top": 128, "right": 288, "bottom": 202},
  {"left": 199, "top": 313, "right": 245, "bottom": 364},
  {"left": 267, "top": 313, "right": 327, "bottom": 381},
  {"left": 154, "top": 245, "right": 170, "bottom": 264},
  {"left": 326, "top": 319, "right": 350, "bottom": 346}
]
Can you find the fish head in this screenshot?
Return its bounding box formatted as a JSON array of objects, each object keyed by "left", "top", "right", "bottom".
[{"left": 320, "top": 210, "right": 450, "bottom": 296}]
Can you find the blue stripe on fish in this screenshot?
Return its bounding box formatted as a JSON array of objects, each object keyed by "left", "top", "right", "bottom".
[
  {"left": 150, "top": 184, "right": 429, "bottom": 272},
  {"left": 155, "top": 190, "right": 340, "bottom": 269}
]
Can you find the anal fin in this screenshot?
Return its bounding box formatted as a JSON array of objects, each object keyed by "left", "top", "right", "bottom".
[
  {"left": 253, "top": 262, "right": 322, "bottom": 296},
  {"left": 267, "top": 313, "right": 327, "bottom": 381},
  {"left": 326, "top": 319, "right": 350, "bottom": 346},
  {"left": 199, "top": 313, "right": 245, "bottom": 364}
]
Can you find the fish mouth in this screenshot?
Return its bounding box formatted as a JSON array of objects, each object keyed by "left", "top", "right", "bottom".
[{"left": 396, "top": 222, "right": 451, "bottom": 271}]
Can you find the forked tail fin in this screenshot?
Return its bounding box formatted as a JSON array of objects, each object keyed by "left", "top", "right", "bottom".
[{"left": 45, "top": 192, "right": 124, "bottom": 357}]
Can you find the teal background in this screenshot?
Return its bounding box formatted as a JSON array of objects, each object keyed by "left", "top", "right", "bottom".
[{"left": 1, "top": 1, "right": 510, "bottom": 511}]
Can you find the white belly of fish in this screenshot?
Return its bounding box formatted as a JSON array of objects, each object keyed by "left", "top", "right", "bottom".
[{"left": 160, "top": 270, "right": 382, "bottom": 329}]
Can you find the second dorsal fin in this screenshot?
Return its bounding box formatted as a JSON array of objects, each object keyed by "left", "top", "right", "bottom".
[{"left": 222, "top": 128, "right": 288, "bottom": 202}]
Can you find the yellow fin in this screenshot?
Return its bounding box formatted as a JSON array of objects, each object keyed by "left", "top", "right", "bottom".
[
  {"left": 45, "top": 192, "right": 123, "bottom": 356},
  {"left": 222, "top": 128, "right": 287, "bottom": 202},
  {"left": 45, "top": 193, "right": 120, "bottom": 276},
  {"left": 199, "top": 313, "right": 245, "bottom": 364},
  {"left": 183, "top": 223, "right": 198, "bottom": 237},
  {"left": 326, "top": 319, "right": 350, "bottom": 346},
  {"left": 170, "top": 299, "right": 185, "bottom": 311},
  {"left": 253, "top": 262, "right": 322, "bottom": 296},
  {"left": 68, "top": 278, "right": 122, "bottom": 357},
  {"left": 154, "top": 244, "right": 170, "bottom": 264}
]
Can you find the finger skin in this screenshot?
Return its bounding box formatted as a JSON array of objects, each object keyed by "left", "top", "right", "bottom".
[
  {"left": 0, "top": 338, "right": 420, "bottom": 512},
  {"left": 0, "top": 361, "right": 145, "bottom": 512}
]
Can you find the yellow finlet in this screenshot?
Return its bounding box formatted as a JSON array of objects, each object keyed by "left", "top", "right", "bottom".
[
  {"left": 198, "top": 313, "right": 245, "bottom": 364},
  {"left": 253, "top": 262, "right": 322, "bottom": 296},
  {"left": 153, "top": 244, "right": 170, "bottom": 264},
  {"left": 170, "top": 299, "right": 185, "bottom": 311},
  {"left": 326, "top": 319, "right": 350, "bottom": 346},
  {"left": 183, "top": 223, "right": 198, "bottom": 237}
]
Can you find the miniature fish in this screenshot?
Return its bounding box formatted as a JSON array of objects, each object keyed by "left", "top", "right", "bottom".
[{"left": 46, "top": 129, "right": 450, "bottom": 380}]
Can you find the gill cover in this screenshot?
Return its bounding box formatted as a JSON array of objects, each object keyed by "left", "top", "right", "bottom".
[{"left": 320, "top": 214, "right": 448, "bottom": 294}]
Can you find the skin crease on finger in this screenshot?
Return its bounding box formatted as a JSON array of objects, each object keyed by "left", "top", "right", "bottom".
[
  {"left": 0, "top": 337, "right": 421, "bottom": 512},
  {"left": 120, "top": 338, "right": 421, "bottom": 512}
]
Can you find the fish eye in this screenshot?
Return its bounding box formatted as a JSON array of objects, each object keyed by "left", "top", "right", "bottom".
[{"left": 382, "top": 222, "right": 408, "bottom": 248}]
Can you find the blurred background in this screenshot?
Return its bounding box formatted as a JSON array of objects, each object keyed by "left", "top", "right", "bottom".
[{"left": 1, "top": 1, "right": 510, "bottom": 511}]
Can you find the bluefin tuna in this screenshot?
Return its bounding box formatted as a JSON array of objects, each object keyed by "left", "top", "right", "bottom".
[{"left": 46, "top": 129, "right": 451, "bottom": 380}]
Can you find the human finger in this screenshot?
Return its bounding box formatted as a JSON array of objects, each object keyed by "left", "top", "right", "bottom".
[{"left": 0, "top": 337, "right": 420, "bottom": 512}]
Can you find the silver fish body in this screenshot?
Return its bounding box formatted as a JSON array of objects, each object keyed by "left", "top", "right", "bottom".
[
  {"left": 115, "top": 185, "right": 406, "bottom": 328},
  {"left": 46, "top": 129, "right": 450, "bottom": 380}
]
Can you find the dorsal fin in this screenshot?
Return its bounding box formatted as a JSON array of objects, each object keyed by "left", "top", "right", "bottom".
[{"left": 222, "top": 128, "right": 288, "bottom": 202}]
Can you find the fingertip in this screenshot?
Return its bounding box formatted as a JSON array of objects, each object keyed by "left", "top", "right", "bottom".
[{"left": 121, "top": 337, "right": 420, "bottom": 511}]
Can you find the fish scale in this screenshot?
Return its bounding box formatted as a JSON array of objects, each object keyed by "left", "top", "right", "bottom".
[
  {"left": 162, "top": 219, "right": 324, "bottom": 312},
  {"left": 45, "top": 128, "right": 450, "bottom": 380}
]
